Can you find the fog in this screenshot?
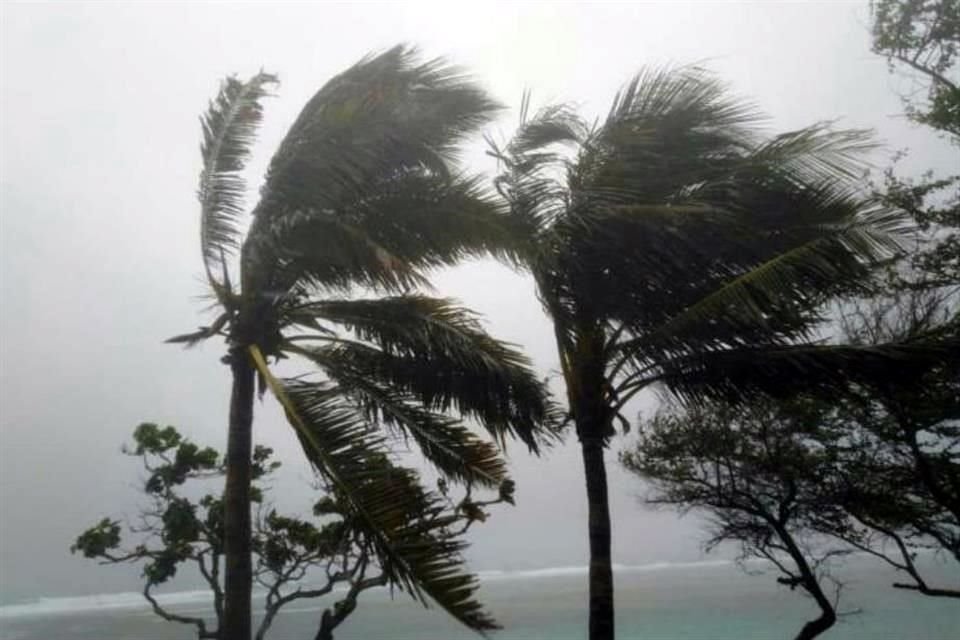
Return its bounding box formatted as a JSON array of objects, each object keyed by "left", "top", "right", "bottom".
[{"left": 0, "top": 1, "right": 954, "bottom": 603}]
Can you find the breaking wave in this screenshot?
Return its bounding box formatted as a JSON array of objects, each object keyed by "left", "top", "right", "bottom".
[{"left": 0, "top": 558, "right": 735, "bottom": 618}]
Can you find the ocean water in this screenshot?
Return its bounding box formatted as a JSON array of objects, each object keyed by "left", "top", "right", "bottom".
[{"left": 1, "top": 556, "right": 957, "bottom": 639}]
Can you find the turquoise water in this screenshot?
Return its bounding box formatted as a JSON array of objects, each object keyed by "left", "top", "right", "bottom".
[{"left": 2, "top": 557, "right": 957, "bottom": 639}]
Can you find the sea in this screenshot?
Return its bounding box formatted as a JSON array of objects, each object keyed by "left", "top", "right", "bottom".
[{"left": 1, "top": 555, "right": 957, "bottom": 639}]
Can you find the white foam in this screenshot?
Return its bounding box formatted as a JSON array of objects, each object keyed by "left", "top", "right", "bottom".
[
  {"left": 0, "top": 558, "right": 737, "bottom": 619},
  {"left": 0, "top": 589, "right": 212, "bottom": 619},
  {"left": 477, "top": 558, "right": 735, "bottom": 582}
]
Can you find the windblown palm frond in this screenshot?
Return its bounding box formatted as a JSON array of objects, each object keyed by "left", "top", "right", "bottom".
[
  {"left": 605, "top": 66, "right": 762, "bottom": 131},
  {"left": 309, "top": 360, "right": 507, "bottom": 487},
  {"left": 261, "top": 45, "right": 500, "bottom": 215},
  {"left": 250, "top": 175, "right": 521, "bottom": 301},
  {"left": 603, "top": 200, "right": 907, "bottom": 366},
  {"left": 651, "top": 335, "right": 960, "bottom": 404},
  {"left": 259, "top": 209, "right": 433, "bottom": 294},
  {"left": 332, "top": 173, "right": 522, "bottom": 268},
  {"left": 239, "top": 45, "right": 515, "bottom": 305},
  {"left": 748, "top": 123, "right": 877, "bottom": 184},
  {"left": 285, "top": 295, "right": 551, "bottom": 450},
  {"left": 250, "top": 349, "right": 498, "bottom": 632},
  {"left": 198, "top": 72, "right": 277, "bottom": 300},
  {"left": 570, "top": 68, "right": 762, "bottom": 208},
  {"left": 496, "top": 69, "right": 911, "bottom": 367}
]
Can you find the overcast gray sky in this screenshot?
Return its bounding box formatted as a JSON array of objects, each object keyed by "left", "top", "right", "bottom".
[{"left": 1, "top": 0, "right": 955, "bottom": 604}]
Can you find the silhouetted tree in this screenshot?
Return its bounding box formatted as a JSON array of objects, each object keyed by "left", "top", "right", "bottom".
[{"left": 623, "top": 399, "right": 856, "bottom": 640}]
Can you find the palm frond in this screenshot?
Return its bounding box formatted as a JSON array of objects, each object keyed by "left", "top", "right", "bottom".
[
  {"left": 507, "top": 102, "right": 588, "bottom": 156},
  {"left": 612, "top": 203, "right": 908, "bottom": 365},
  {"left": 298, "top": 349, "right": 507, "bottom": 486},
  {"left": 748, "top": 123, "right": 877, "bottom": 184},
  {"left": 198, "top": 72, "right": 277, "bottom": 299},
  {"left": 606, "top": 65, "right": 762, "bottom": 132},
  {"left": 249, "top": 346, "right": 498, "bottom": 632},
  {"left": 340, "top": 173, "right": 526, "bottom": 268},
  {"left": 568, "top": 66, "right": 762, "bottom": 208},
  {"left": 285, "top": 296, "right": 550, "bottom": 451},
  {"left": 164, "top": 313, "right": 229, "bottom": 348},
  {"left": 272, "top": 174, "right": 524, "bottom": 286},
  {"left": 255, "top": 209, "right": 433, "bottom": 294},
  {"left": 652, "top": 336, "right": 960, "bottom": 403},
  {"left": 487, "top": 103, "right": 586, "bottom": 258},
  {"left": 240, "top": 46, "right": 506, "bottom": 301},
  {"left": 256, "top": 45, "right": 501, "bottom": 219}
]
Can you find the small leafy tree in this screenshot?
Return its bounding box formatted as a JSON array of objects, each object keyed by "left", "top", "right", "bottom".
[
  {"left": 624, "top": 289, "right": 960, "bottom": 603},
  {"left": 826, "top": 285, "right": 960, "bottom": 598},
  {"left": 870, "top": 0, "right": 959, "bottom": 291},
  {"left": 623, "top": 399, "right": 857, "bottom": 640},
  {"left": 787, "top": 3, "right": 960, "bottom": 596},
  {"left": 871, "top": 0, "right": 959, "bottom": 135},
  {"left": 72, "top": 424, "right": 515, "bottom": 640}
]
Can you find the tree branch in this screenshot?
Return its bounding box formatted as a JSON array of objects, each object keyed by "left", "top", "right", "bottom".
[{"left": 143, "top": 583, "right": 217, "bottom": 639}]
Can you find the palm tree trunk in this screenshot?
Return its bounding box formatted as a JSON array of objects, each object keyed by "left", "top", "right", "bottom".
[
  {"left": 223, "top": 353, "right": 255, "bottom": 640},
  {"left": 580, "top": 434, "right": 614, "bottom": 640}
]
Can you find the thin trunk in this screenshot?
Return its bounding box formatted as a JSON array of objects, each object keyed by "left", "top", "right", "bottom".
[
  {"left": 794, "top": 610, "right": 837, "bottom": 640},
  {"left": 315, "top": 610, "right": 336, "bottom": 640},
  {"left": 772, "top": 523, "right": 837, "bottom": 640},
  {"left": 581, "top": 435, "right": 614, "bottom": 640},
  {"left": 223, "top": 354, "right": 255, "bottom": 640},
  {"left": 314, "top": 599, "right": 355, "bottom": 640}
]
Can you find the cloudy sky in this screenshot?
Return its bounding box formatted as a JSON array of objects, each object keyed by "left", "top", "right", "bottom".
[{"left": 0, "top": 0, "right": 954, "bottom": 604}]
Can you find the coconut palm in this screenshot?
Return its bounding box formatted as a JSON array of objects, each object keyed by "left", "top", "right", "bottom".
[
  {"left": 488, "top": 68, "right": 956, "bottom": 640},
  {"left": 169, "top": 47, "right": 551, "bottom": 640}
]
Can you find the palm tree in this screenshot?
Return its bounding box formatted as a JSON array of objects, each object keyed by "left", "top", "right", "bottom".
[
  {"left": 170, "top": 46, "right": 551, "bottom": 640},
  {"left": 488, "top": 68, "right": 956, "bottom": 640}
]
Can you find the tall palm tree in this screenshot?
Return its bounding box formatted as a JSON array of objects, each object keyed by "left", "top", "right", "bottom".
[
  {"left": 170, "top": 47, "right": 551, "bottom": 640},
  {"left": 488, "top": 68, "right": 956, "bottom": 640}
]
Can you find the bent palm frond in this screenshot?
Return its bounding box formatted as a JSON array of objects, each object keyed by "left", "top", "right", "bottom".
[
  {"left": 748, "top": 123, "right": 877, "bottom": 184},
  {"left": 313, "top": 358, "right": 507, "bottom": 487},
  {"left": 198, "top": 72, "right": 277, "bottom": 299},
  {"left": 260, "top": 210, "right": 433, "bottom": 294},
  {"left": 650, "top": 336, "right": 960, "bottom": 403},
  {"left": 613, "top": 205, "right": 908, "bottom": 364},
  {"left": 286, "top": 296, "right": 550, "bottom": 450},
  {"left": 256, "top": 45, "right": 501, "bottom": 219},
  {"left": 250, "top": 175, "right": 522, "bottom": 299},
  {"left": 250, "top": 347, "right": 499, "bottom": 632},
  {"left": 241, "top": 46, "right": 509, "bottom": 303}
]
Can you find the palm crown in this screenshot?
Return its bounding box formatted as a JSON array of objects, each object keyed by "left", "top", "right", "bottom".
[
  {"left": 490, "top": 67, "right": 946, "bottom": 427},
  {"left": 173, "top": 46, "right": 551, "bottom": 633}
]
